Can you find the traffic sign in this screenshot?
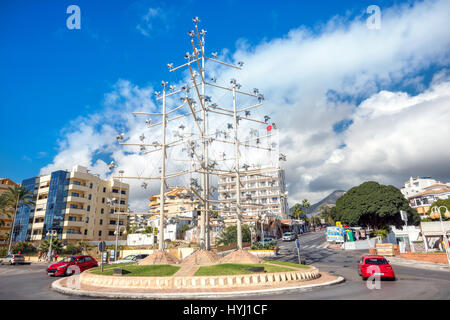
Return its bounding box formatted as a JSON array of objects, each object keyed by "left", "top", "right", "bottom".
[
  {"left": 98, "top": 241, "right": 106, "bottom": 252},
  {"left": 295, "top": 239, "right": 300, "bottom": 249},
  {"left": 400, "top": 210, "right": 408, "bottom": 222},
  {"left": 336, "top": 221, "right": 342, "bottom": 228}
]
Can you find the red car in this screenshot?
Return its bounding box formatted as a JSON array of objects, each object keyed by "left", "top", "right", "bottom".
[
  {"left": 46, "top": 255, "right": 98, "bottom": 276},
  {"left": 357, "top": 255, "right": 396, "bottom": 280}
]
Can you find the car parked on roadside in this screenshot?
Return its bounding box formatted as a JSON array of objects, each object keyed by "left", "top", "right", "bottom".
[
  {"left": 112, "top": 254, "right": 149, "bottom": 264},
  {"left": 282, "top": 232, "right": 296, "bottom": 241},
  {"left": 357, "top": 255, "right": 396, "bottom": 280},
  {"left": 0, "top": 254, "right": 25, "bottom": 265},
  {"left": 46, "top": 255, "right": 98, "bottom": 276}
]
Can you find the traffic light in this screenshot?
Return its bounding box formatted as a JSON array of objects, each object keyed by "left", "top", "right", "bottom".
[{"left": 154, "top": 228, "right": 158, "bottom": 235}]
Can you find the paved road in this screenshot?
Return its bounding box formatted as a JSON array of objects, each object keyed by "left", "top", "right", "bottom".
[
  {"left": 0, "top": 263, "right": 88, "bottom": 300},
  {"left": 237, "top": 231, "right": 450, "bottom": 300},
  {"left": 0, "top": 231, "right": 449, "bottom": 299}
]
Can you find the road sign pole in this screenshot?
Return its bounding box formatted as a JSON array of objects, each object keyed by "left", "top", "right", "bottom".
[{"left": 296, "top": 239, "right": 302, "bottom": 264}]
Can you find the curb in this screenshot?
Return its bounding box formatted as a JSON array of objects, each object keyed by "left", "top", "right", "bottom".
[
  {"left": 388, "top": 257, "right": 450, "bottom": 272},
  {"left": 51, "top": 274, "right": 345, "bottom": 299}
]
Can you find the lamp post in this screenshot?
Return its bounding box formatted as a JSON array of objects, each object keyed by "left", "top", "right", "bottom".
[
  {"left": 430, "top": 206, "right": 450, "bottom": 265},
  {"left": 46, "top": 230, "right": 57, "bottom": 262},
  {"left": 114, "top": 226, "right": 127, "bottom": 259}
]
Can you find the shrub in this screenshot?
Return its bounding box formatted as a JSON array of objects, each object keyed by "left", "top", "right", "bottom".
[{"left": 12, "top": 242, "right": 37, "bottom": 254}]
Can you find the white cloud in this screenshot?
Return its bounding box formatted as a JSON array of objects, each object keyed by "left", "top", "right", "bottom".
[{"left": 43, "top": 0, "right": 450, "bottom": 211}]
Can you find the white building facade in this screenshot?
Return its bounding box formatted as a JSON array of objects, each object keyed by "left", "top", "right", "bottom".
[{"left": 218, "top": 166, "right": 289, "bottom": 219}]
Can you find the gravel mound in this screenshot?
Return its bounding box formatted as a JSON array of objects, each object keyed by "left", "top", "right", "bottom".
[
  {"left": 137, "top": 250, "right": 180, "bottom": 265},
  {"left": 220, "top": 249, "right": 263, "bottom": 264},
  {"left": 181, "top": 249, "right": 222, "bottom": 265}
]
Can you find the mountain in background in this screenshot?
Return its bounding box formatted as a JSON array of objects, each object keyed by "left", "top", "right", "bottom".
[{"left": 289, "top": 190, "right": 346, "bottom": 216}]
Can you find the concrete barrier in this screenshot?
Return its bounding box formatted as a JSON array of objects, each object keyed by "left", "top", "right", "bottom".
[{"left": 78, "top": 266, "right": 320, "bottom": 290}]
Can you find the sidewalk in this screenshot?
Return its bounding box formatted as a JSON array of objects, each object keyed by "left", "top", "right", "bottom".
[{"left": 387, "top": 256, "right": 450, "bottom": 272}]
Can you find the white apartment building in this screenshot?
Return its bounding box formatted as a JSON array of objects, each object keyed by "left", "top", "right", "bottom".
[
  {"left": 217, "top": 166, "right": 289, "bottom": 219},
  {"left": 400, "top": 176, "right": 445, "bottom": 198}
]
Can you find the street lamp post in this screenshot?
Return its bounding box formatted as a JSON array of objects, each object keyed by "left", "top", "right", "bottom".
[
  {"left": 430, "top": 206, "right": 450, "bottom": 265},
  {"left": 46, "top": 230, "right": 57, "bottom": 262},
  {"left": 114, "top": 226, "right": 127, "bottom": 259}
]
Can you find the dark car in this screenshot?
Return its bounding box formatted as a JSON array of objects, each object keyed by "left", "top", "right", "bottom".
[{"left": 46, "top": 255, "right": 98, "bottom": 276}]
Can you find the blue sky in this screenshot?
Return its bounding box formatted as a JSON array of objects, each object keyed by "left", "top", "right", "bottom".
[{"left": 1, "top": 0, "right": 449, "bottom": 209}]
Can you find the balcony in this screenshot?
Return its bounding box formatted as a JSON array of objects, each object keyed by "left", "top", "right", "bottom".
[
  {"left": 65, "top": 207, "right": 86, "bottom": 215},
  {"left": 62, "top": 232, "right": 83, "bottom": 240},
  {"left": 66, "top": 195, "right": 87, "bottom": 204},
  {"left": 68, "top": 183, "right": 89, "bottom": 192},
  {"left": 34, "top": 210, "right": 46, "bottom": 218},
  {"left": 38, "top": 186, "right": 49, "bottom": 194},
  {"left": 30, "top": 234, "right": 42, "bottom": 241},
  {"left": 63, "top": 220, "right": 84, "bottom": 228},
  {"left": 32, "top": 222, "right": 44, "bottom": 229}
]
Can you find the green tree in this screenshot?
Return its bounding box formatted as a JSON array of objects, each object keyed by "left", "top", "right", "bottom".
[
  {"left": 217, "top": 225, "right": 251, "bottom": 246},
  {"left": 2, "top": 185, "right": 35, "bottom": 253},
  {"left": 427, "top": 198, "right": 450, "bottom": 221},
  {"left": 320, "top": 205, "right": 335, "bottom": 225},
  {"left": 291, "top": 203, "right": 305, "bottom": 219},
  {"left": 333, "top": 181, "right": 420, "bottom": 230},
  {"left": 39, "top": 237, "right": 63, "bottom": 254},
  {"left": 142, "top": 226, "right": 153, "bottom": 234},
  {"left": 12, "top": 241, "right": 37, "bottom": 254}
]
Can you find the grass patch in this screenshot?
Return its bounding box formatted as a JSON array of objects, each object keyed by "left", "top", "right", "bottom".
[
  {"left": 195, "top": 263, "right": 293, "bottom": 276},
  {"left": 263, "top": 259, "right": 309, "bottom": 269},
  {"left": 91, "top": 264, "right": 180, "bottom": 277}
]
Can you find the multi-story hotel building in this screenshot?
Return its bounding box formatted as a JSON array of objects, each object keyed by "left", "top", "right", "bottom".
[
  {"left": 217, "top": 166, "right": 289, "bottom": 219},
  {"left": 400, "top": 176, "right": 446, "bottom": 198},
  {"left": 408, "top": 185, "right": 450, "bottom": 216},
  {"left": 0, "top": 178, "right": 18, "bottom": 242},
  {"left": 12, "top": 165, "right": 129, "bottom": 244},
  {"left": 148, "top": 187, "right": 200, "bottom": 218}
]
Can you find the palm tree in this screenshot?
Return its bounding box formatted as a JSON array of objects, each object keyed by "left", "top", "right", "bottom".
[
  {"left": 301, "top": 199, "right": 311, "bottom": 230},
  {"left": 39, "top": 237, "right": 62, "bottom": 254},
  {"left": 3, "top": 185, "right": 35, "bottom": 253}
]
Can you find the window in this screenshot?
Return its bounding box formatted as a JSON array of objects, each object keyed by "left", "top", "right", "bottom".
[
  {"left": 110, "top": 209, "right": 114, "bottom": 214},
  {"left": 73, "top": 181, "right": 81, "bottom": 185},
  {"left": 112, "top": 189, "right": 119, "bottom": 193},
  {"left": 85, "top": 217, "right": 89, "bottom": 223},
  {"left": 89, "top": 183, "right": 93, "bottom": 189},
  {"left": 121, "top": 190, "right": 126, "bottom": 195},
  {"left": 84, "top": 229, "right": 87, "bottom": 235},
  {"left": 102, "top": 197, "right": 105, "bottom": 203},
  {"left": 71, "top": 192, "right": 79, "bottom": 197},
  {"left": 108, "top": 231, "right": 114, "bottom": 236},
  {"left": 364, "top": 258, "right": 389, "bottom": 265},
  {"left": 98, "top": 231, "right": 102, "bottom": 236},
  {"left": 88, "top": 194, "right": 92, "bottom": 200},
  {"left": 70, "top": 204, "right": 78, "bottom": 209},
  {"left": 120, "top": 200, "right": 126, "bottom": 205},
  {"left": 100, "top": 219, "right": 103, "bottom": 225},
  {"left": 103, "top": 187, "right": 106, "bottom": 193},
  {"left": 84, "top": 257, "right": 92, "bottom": 262},
  {"left": 87, "top": 205, "right": 91, "bottom": 212},
  {"left": 101, "top": 208, "right": 104, "bottom": 214},
  {"left": 109, "top": 220, "right": 116, "bottom": 225}
]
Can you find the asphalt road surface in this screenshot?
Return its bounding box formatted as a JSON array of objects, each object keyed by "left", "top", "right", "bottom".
[
  {"left": 237, "top": 231, "right": 450, "bottom": 300},
  {"left": 0, "top": 231, "right": 449, "bottom": 299}
]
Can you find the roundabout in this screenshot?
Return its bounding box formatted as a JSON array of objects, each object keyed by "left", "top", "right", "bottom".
[{"left": 50, "top": 249, "right": 344, "bottom": 299}]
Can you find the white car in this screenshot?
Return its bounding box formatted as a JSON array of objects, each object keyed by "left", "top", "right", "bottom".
[
  {"left": 0, "top": 254, "right": 25, "bottom": 265},
  {"left": 112, "top": 254, "right": 149, "bottom": 264},
  {"left": 282, "top": 232, "right": 296, "bottom": 241}
]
